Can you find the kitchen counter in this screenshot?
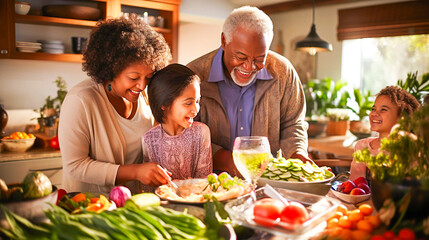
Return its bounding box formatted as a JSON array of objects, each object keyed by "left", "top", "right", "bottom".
[
  {"left": 0, "top": 147, "right": 61, "bottom": 163},
  {"left": 0, "top": 147, "right": 62, "bottom": 187},
  {"left": 308, "top": 133, "right": 357, "bottom": 160}
]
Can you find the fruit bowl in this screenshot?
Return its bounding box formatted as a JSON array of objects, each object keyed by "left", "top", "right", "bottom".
[
  {"left": 1, "top": 137, "right": 36, "bottom": 152},
  {"left": 330, "top": 185, "right": 370, "bottom": 204}
]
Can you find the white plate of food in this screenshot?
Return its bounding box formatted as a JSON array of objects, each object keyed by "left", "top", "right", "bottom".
[
  {"left": 155, "top": 177, "right": 252, "bottom": 204},
  {"left": 257, "top": 158, "right": 341, "bottom": 195}
]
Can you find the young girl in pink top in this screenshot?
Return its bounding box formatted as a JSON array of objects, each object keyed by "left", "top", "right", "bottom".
[
  {"left": 142, "top": 64, "right": 212, "bottom": 189},
  {"left": 349, "top": 86, "right": 420, "bottom": 180}
]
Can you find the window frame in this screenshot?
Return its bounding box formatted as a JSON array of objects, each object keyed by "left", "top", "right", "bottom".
[{"left": 337, "top": 1, "right": 429, "bottom": 40}]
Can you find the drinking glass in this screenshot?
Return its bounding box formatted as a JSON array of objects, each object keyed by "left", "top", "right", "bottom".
[{"left": 232, "top": 136, "right": 271, "bottom": 193}]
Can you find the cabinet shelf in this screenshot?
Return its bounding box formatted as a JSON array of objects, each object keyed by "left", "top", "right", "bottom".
[
  {"left": 13, "top": 51, "right": 83, "bottom": 63},
  {"left": 15, "top": 14, "right": 97, "bottom": 28},
  {"left": 15, "top": 14, "right": 172, "bottom": 33}
]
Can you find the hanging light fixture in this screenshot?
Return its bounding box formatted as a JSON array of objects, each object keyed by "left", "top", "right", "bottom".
[{"left": 295, "top": 0, "right": 332, "bottom": 55}]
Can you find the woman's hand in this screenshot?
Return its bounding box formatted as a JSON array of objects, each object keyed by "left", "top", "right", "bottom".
[
  {"left": 116, "top": 163, "right": 171, "bottom": 186},
  {"left": 137, "top": 163, "right": 172, "bottom": 186}
]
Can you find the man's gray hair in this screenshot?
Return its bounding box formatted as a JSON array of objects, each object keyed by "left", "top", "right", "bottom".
[{"left": 223, "top": 6, "right": 274, "bottom": 46}]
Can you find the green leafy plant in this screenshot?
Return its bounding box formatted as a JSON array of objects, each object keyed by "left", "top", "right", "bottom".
[
  {"left": 349, "top": 89, "right": 374, "bottom": 120},
  {"left": 304, "top": 78, "right": 351, "bottom": 118},
  {"left": 397, "top": 71, "right": 429, "bottom": 104},
  {"left": 353, "top": 104, "right": 429, "bottom": 182},
  {"left": 55, "top": 76, "right": 68, "bottom": 106},
  {"left": 34, "top": 77, "right": 68, "bottom": 118}
]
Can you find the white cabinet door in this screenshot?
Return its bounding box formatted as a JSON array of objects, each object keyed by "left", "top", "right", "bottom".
[{"left": 0, "top": 158, "right": 62, "bottom": 188}]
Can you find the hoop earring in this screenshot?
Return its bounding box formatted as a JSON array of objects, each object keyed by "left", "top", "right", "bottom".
[{"left": 107, "top": 84, "right": 112, "bottom": 92}]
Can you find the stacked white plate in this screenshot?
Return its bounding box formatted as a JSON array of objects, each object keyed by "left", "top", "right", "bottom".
[
  {"left": 37, "top": 40, "right": 64, "bottom": 54},
  {"left": 16, "top": 41, "right": 42, "bottom": 53}
]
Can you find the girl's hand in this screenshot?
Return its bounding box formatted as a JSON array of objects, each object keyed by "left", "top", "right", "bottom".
[{"left": 136, "top": 162, "right": 172, "bottom": 186}]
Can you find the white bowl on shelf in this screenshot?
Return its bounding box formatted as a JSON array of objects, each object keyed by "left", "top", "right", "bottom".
[
  {"left": 37, "top": 40, "right": 64, "bottom": 45},
  {"left": 16, "top": 41, "right": 41, "bottom": 47},
  {"left": 41, "top": 43, "right": 64, "bottom": 49},
  {"left": 43, "top": 48, "right": 64, "bottom": 54},
  {"left": 15, "top": 2, "right": 31, "bottom": 15},
  {"left": 16, "top": 46, "right": 41, "bottom": 53}
]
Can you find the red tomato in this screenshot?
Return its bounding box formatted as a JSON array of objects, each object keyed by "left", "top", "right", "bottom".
[
  {"left": 383, "top": 230, "right": 396, "bottom": 240},
  {"left": 56, "top": 189, "right": 67, "bottom": 205},
  {"left": 50, "top": 136, "right": 60, "bottom": 150},
  {"left": 398, "top": 228, "right": 416, "bottom": 240},
  {"left": 280, "top": 201, "right": 309, "bottom": 225},
  {"left": 370, "top": 235, "right": 386, "bottom": 240},
  {"left": 253, "top": 198, "right": 285, "bottom": 227}
]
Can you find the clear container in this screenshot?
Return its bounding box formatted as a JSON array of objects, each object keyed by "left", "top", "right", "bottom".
[{"left": 225, "top": 187, "right": 340, "bottom": 239}]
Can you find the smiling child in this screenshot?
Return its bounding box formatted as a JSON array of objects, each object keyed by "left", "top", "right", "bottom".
[
  {"left": 141, "top": 64, "right": 213, "bottom": 191},
  {"left": 349, "top": 86, "right": 420, "bottom": 180}
]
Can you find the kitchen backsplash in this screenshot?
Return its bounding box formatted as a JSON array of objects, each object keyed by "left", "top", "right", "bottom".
[{"left": 3, "top": 109, "right": 39, "bottom": 135}]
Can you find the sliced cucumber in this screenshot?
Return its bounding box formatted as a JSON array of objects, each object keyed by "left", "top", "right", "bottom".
[
  {"left": 261, "top": 153, "right": 333, "bottom": 183},
  {"left": 279, "top": 172, "right": 291, "bottom": 179}
]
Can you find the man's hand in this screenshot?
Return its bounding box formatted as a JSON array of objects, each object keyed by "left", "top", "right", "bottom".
[
  {"left": 290, "top": 152, "right": 316, "bottom": 165},
  {"left": 213, "top": 149, "right": 243, "bottom": 178}
]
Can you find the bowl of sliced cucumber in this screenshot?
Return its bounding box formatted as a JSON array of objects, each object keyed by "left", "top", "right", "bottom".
[{"left": 257, "top": 156, "right": 336, "bottom": 196}]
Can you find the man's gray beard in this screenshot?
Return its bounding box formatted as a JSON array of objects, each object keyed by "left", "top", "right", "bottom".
[{"left": 230, "top": 68, "right": 256, "bottom": 87}]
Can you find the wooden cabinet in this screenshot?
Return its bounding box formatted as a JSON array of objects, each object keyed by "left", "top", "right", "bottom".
[{"left": 0, "top": 0, "right": 180, "bottom": 63}]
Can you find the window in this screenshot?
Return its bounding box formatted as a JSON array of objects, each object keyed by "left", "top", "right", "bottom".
[{"left": 341, "top": 34, "right": 429, "bottom": 94}]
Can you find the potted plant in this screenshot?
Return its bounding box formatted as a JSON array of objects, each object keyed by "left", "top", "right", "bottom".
[
  {"left": 353, "top": 104, "right": 429, "bottom": 237},
  {"left": 34, "top": 77, "right": 68, "bottom": 132},
  {"left": 348, "top": 88, "right": 374, "bottom": 138},
  {"left": 304, "top": 78, "right": 350, "bottom": 137},
  {"left": 325, "top": 108, "right": 351, "bottom": 136}
]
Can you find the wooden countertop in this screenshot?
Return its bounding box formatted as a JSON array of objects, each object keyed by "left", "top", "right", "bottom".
[
  {"left": 308, "top": 133, "right": 358, "bottom": 160},
  {"left": 0, "top": 147, "right": 61, "bottom": 162}
]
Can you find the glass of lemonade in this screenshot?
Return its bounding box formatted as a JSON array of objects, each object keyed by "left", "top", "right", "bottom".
[{"left": 232, "top": 136, "right": 271, "bottom": 189}]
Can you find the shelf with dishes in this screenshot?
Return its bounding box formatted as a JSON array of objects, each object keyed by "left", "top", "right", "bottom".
[{"left": 1, "top": 0, "right": 179, "bottom": 62}]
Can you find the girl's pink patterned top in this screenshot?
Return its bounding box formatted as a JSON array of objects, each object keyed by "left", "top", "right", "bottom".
[
  {"left": 350, "top": 137, "right": 379, "bottom": 180},
  {"left": 142, "top": 121, "right": 213, "bottom": 181}
]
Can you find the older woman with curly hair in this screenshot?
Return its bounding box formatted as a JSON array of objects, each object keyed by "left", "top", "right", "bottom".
[
  {"left": 59, "top": 16, "right": 172, "bottom": 194},
  {"left": 350, "top": 86, "right": 421, "bottom": 180}
]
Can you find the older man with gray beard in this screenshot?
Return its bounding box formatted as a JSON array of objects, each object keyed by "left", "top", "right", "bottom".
[{"left": 187, "top": 6, "right": 312, "bottom": 177}]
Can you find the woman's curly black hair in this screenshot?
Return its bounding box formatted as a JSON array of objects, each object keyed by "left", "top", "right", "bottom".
[
  {"left": 377, "top": 86, "right": 421, "bottom": 116},
  {"left": 82, "top": 15, "right": 172, "bottom": 84}
]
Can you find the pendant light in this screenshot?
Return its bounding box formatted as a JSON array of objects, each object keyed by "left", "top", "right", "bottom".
[{"left": 295, "top": 0, "right": 332, "bottom": 55}]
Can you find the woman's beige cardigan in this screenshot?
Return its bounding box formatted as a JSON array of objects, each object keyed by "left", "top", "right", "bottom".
[{"left": 58, "top": 79, "right": 153, "bottom": 194}]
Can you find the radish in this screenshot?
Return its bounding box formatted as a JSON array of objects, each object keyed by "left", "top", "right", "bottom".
[{"left": 109, "top": 186, "right": 131, "bottom": 207}]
